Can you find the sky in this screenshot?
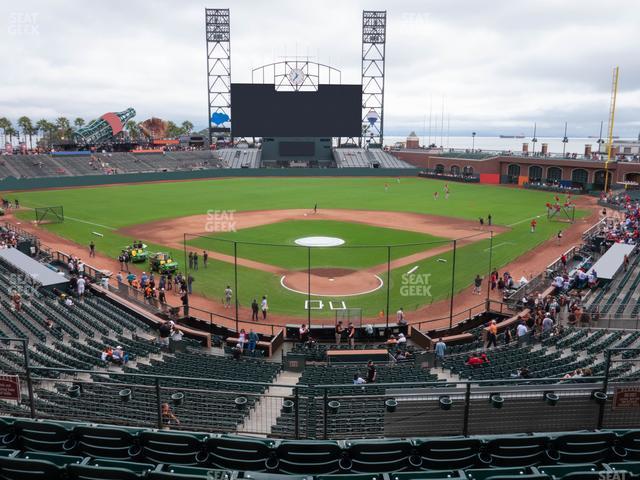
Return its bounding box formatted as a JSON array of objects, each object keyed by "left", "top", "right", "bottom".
[{"left": 1, "top": 0, "right": 639, "bottom": 138}]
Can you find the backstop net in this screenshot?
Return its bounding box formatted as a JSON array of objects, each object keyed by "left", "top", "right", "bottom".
[{"left": 35, "top": 206, "right": 64, "bottom": 224}]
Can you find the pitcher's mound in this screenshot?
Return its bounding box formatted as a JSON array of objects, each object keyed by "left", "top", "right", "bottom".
[{"left": 281, "top": 268, "right": 383, "bottom": 297}]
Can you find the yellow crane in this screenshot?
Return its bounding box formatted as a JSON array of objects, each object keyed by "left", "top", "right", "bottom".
[{"left": 603, "top": 66, "right": 619, "bottom": 192}]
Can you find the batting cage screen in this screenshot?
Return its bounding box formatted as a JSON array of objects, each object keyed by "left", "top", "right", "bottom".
[
  {"left": 335, "top": 308, "right": 363, "bottom": 327},
  {"left": 35, "top": 206, "right": 64, "bottom": 224}
]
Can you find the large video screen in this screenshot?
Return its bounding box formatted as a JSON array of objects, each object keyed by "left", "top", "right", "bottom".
[{"left": 231, "top": 83, "right": 362, "bottom": 137}]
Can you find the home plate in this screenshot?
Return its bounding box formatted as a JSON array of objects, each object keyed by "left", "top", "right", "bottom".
[{"left": 329, "top": 278, "right": 334, "bottom": 282}]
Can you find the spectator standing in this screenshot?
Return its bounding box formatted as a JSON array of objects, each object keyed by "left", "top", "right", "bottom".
[
  {"left": 516, "top": 321, "right": 528, "bottom": 344},
  {"left": 366, "top": 361, "right": 377, "bottom": 383},
  {"left": 161, "top": 403, "right": 180, "bottom": 428},
  {"left": 486, "top": 320, "right": 498, "bottom": 348},
  {"left": 77, "top": 276, "right": 86, "bottom": 297},
  {"left": 347, "top": 322, "right": 356, "bottom": 348},
  {"left": 335, "top": 321, "right": 344, "bottom": 344},
  {"left": 473, "top": 275, "right": 482, "bottom": 295},
  {"left": 251, "top": 298, "right": 259, "bottom": 321},
  {"left": 434, "top": 338, "right": 446, "bottom": 367},
  {"left": 299, "top": 324, "right": 309, "bottom": 342},
  {"left": 261, "top": 296, "right": 268, "bottom": 320},
  {"left": 248, "top": 329, "right": 259, "bottom": 355},
  {"left": 224, "top": 286, "right": 232, "bottom": 309}
]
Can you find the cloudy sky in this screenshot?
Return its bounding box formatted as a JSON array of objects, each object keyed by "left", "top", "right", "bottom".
[{"left": 1, "top": 0, "right": 639, "bottom": 137}]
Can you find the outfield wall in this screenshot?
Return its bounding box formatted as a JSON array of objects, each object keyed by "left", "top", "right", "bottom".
[{"left": 0, "top": 167, "right": 420, "bottom": 192}]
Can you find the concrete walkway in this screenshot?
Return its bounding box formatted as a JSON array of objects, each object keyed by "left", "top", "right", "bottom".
[{"left": 238, "top": 370, "right": 302, "bottom": 436}]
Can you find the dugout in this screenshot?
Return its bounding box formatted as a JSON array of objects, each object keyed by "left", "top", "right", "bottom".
[{"left": 0, "top": 248, "right": 69, "bottom": 292}]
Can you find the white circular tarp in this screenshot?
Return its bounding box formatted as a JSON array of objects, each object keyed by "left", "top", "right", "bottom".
[{"left": 294, "top": 236, "right": 345, "bottom": 247}]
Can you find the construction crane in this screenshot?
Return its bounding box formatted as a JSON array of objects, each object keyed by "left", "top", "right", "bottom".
[{"left": 603, "top": 67, "right": 619, "bottom": 192}]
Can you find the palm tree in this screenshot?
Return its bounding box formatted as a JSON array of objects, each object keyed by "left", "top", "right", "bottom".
[
  {"left": 56, "top": 117, "right": 71, "bottom": 140},
  {"left": 74, "top": 117, "right": 85, "bottom": 129},
  {"left": 5, "top": 127, "right": 18, "bottom": 144},
  {"left": 181, "top": 121, "right": 194, "bottom": 135},
  {"left": 166, "top": 121, "right": 182, "bottom": 139},
  {"left": 35, "top": 119, "right": 49, "bottom": 148},
  {"left": 125, "top": 120, "right": 139, "bottom": 140},
  {"left": 0, "top": 117, "right": 12, "bottom": 145},
  {"left": 17, "top": 116, "right": 33, "bottom": 148}
]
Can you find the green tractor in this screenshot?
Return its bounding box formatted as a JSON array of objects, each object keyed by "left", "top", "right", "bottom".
[
  {"left": 124, "top": 241, "right": 148, "bottom": 263},
  {"left": 149, "top": 252, "right": 179, "bottom": 274}
]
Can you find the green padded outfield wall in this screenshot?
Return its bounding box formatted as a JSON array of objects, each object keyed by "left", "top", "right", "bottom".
[{"left": 0, "top": 168, "right": 419, "bottom": 192}]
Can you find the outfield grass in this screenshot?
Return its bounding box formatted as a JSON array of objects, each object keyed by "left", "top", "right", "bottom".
[
  {"left": 13, "top": 177, "right": 588, "bottom": 317},
  {"left": 187, "top": 220, "right": 446, "bottom": 270}
]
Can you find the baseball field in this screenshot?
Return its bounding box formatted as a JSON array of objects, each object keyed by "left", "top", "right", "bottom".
[{"left": 12, "top": 176, "right": 589, "bottom": 320}]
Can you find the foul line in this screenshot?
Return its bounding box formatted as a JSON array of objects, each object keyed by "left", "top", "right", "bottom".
[
  {"left": 19, "top": 205, "right": 116, "bottom": 231},
  {"left": 483, "top": 241, "right": 516, "bottom": 252},
  {"left": 507, "top": 213, "right": 545, "bottom": 227}
]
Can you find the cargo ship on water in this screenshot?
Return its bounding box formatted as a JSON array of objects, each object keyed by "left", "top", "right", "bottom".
[{"left": 499, "top": 134, "right": 525, "bottom": 139}]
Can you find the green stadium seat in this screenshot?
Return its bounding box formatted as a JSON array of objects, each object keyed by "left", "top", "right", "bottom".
[
  {"left": 146, "top": 473, "right": 209, "bottom": 480},
  {"left": 242, "top": 473, "right": 310, "bottom": 480},
  {"left": 547, "top": 432, "right": 616, "bottom": 463},
  {"left": 616, "top": 430, "right": 640, "bottom": 460},
  {"left": 479, "top": 435, "right": 550, "bottom": 467},
  {"left": 66, "top": 463, "right": 143, "bottom": 480},
  {"left": 317, "top": 475, "right": 384, "bottom": 480},
  {"left": 82, "top": 459, "right": 155, "bottom": 474},
  {"left": 205, "top": 435, "right": 277, "bottom": 471},
  {"left": 276, "top": 440, "right": 343, "bottom": 474},
  {"left": 345, "top": 439, "right": 415, "bottom": 473},
  {"left": 136, "top": 431, "right": 206, "bottom": 465},
  {"left": 65, "top": 425, "right": 139, "bottom": 459},
  {"left": 413, "top": 438, "right": 482, "bottom": 470},
  {"left": 18, "top": 451, "right": 83, "bottom": 466},
  {"left": 482, "top": 475, "right": 550, "bottom": 480},
  {"left": 4, "top": 420, "right": 72, "bottom": 453},
  {"left": 536, "top": 463, "right": 603, "bottom": 478},
  {"left": 162, "top": 465, "right": 235, "bottom": 479},
  {"left": 389, "top": 471, "right": 465, "bottom": 479},
  {"left": 608, "top": 461, "right": 640, "bottom": 475},
  {"left": 0, "top": 456, "right": 64, "bottom": 480},
  {"left": 466, "top": 467, "right": 538, "bottom": 480}
]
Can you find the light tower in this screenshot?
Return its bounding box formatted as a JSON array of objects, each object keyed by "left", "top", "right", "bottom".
[
  {"left": 361, "top": 11, "right": 387, "bottom": 148},
  {"left": 205, "top": 8, "right": 232, "bottom": 145}
]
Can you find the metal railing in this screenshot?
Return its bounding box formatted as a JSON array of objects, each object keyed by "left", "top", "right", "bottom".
[{"left": 2, "top": 338, "right": 639, "bottom": 439}]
